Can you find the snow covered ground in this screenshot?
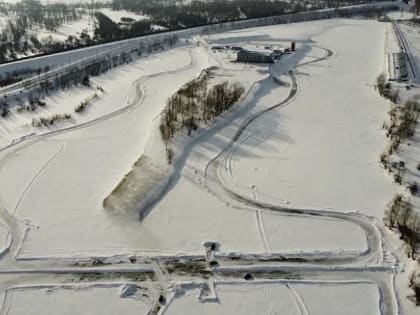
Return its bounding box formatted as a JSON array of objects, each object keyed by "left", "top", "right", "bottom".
[
  {"left": 387, "top": 10, "right": 415, "bottom": 21},
  {"left": 35, "top": 16, "right": 94, "bottom": 42},
  {"left": 222, "top": 20, "right": 397, "bottom": 217},
  {"left": 0, "top": 47, "right": 192, "bottom": 149},
  {"left": 2, "top": 284, "right": 150, "bottom": 315},
  {"left": 165, "top": 281, "right": 381, "bottom": 315},
  {"left": 2, "top": 9, "right": 146, "bottom": 44},
  {"left": 0, "top": 281, "right": 382, "bottom": 315},
  {"left": 0, "top": 61, "right": 369, "bottom": 261},
  {"left": 0, "top": 13, "right": 416, "bottom": 315},
  {"left": 0, "top": 20, "right": 382, "bottom": 260}
]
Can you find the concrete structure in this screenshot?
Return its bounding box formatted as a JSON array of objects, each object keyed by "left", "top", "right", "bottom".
[{"left": 388, "top": 52, "right": 408, "bottom": 81}]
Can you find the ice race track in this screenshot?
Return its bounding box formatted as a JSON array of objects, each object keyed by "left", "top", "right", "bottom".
[{"left": 0, "top": 16, "right": 419, "bottom": 315}]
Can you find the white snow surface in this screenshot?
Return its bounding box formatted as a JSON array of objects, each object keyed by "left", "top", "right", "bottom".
[
  {"left": 36, "top": 16, "right": 94, "bottom": 42},
  {"left": 0, "top": 11, "right": 417, "bottom": 315},
  {"left": 0, "top": 19, "right": 387, "bottom": 260},
  {"left": 0, "top": 47, "right": 192, "bottom": 148},
  {"left": 165, "top": 282, "right": 380, "bottom": 315},
  {"left": 225, "top": 20, "right": 397, "bottom": 217},
  {"left": 386, "top": 10, "right": 415, "bottom": 20},
  {"left": 3, "top": 284, "right": 150, "bottom": 315}
]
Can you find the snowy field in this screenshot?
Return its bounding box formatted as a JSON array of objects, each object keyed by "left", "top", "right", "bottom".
[
  {"left": 0, "top": 19, "right": 388, "bottom": 261},
  {"left": 2, "top": 284, "right": 150, "bottom": 315},
  {"left": 0, "top": 47, "right": 193, "bottom": 149},
  {"left": 35, "top": 16, "right": 94, "bottom": 42},
  {"left": 0, "top": 18, "right": 391, "bottom": 261},
  {"left": 386, "top": 10, "right": 415, "bottom": 20},
  {"left": 165, "top": 282, "right": 381, "bottom": 315},
  {"left": 0, "top": 11, "right": 417, "bottom": 314},
  {"left": 0, "top": 281, "right": 381, "bottom": 315},
  {"left": 223, "top": 20, "right": 397, "bottom": 217},
  {"left": 1, "top": 8, "right": 147, "bottom": 52}
]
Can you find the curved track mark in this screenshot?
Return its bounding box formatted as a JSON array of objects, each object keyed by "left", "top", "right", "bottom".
[
  {"left": 204, "top": 46, "right": 382, "bottom": 265},
  {"left": 286, "top": 284, "right": 309, "bottom": 315},
  {"left": 14, "top": 144, "right": 65, "bottom": 215}
]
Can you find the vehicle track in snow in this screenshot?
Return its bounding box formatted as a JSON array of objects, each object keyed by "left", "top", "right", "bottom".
[
  {"left": 199, "top": 44, "right": 400, "bottom": 313},
  {"left": 14, "top": 143, "right": 65, "bottom": 215},
  {"left": 203, "top": 46, "right": 385, "bottom": 265},
  {"left": 0, "top": 48, "right": 196, "bottom": 155},
  {"left": 0, "top": 44, "right": 401, "bottom": 315},
  {"left": 286, "top": 283, "right": 309, "bottom": 315},
  {"left": 0, "top": 48, "right": 199, "bottom": 266}
]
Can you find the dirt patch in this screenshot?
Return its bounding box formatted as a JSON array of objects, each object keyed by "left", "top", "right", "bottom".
[
  {"left": 103, "top": 155, "right": 167, "bottom": 218},
  {"left": 165, "top": 261, "right": 213, "bottom": 276}
]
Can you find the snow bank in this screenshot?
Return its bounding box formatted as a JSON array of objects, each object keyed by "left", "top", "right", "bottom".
[{"left": 103, "top": 155, "right": 170, "bottom": 219}]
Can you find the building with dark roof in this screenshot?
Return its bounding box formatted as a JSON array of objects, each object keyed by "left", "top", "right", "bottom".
[{"left": 237, "top": 50, "right": 274, "bottom": 63}]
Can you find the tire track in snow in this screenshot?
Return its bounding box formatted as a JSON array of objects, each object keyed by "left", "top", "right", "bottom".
[
  {"left": 286, "top": 284, "right": 309, "bottom": 315},
  {"left": 0, "top": 48, "right": 196, "bottom": 156},
  {"left": 257, "top": 286, "right": 270, "bottom": 315},
  {"left": 256, "top": 210, "right": 271, "bottom": 254},
  {"left": 14, "top": 143, "right": 65, "bottom": 215},
  {"left": 0, "top": 48, "right": 199, "bottom": 264},
  {"left": 0, "top": 288, "right": 12, "bottom": 315},
  {"left": 0, "top": 143, "right": 65, "bottom": 263},
  {"left": 204, "top": 46, "right": 383, "bottom": 265}
]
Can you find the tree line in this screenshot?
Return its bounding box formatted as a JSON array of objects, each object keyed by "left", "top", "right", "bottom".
[
  {"left": 111, "top": 0, "right": 368, "bottom": 29},
  {"left": 384, "top": 194, "right": 419, "bottom": 259},
  {"left": 378, "top": 74, "right": 419, "bottom": 192},
  {"left": 0, "top": 0, "right": 390, "bottom": 64},
  {"left": 160, "top": 74, "right": 244, "bottom": 163},
  {"left": 94, "top": 12, "right": 153, "bottom": 41},
  {"left": 383, "top": 194, "right": 420, "bottom": 305},
  {"left": 377, "top": 74, "right": 420, "bottom": 306},
  {"left": 0, "top": 34, "right": 178, "bottom": 123},
  {"left": 0, "top": 0, "right": 84, "bottom": 62}
]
